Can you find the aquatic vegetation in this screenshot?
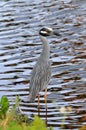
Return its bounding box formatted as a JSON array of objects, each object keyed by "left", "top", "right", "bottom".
[{"left": 0, "top": 96, "right": 51, "bottom": 130}]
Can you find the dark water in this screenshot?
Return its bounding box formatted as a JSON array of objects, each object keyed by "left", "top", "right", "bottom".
[{"left": 0, "top": 0, "right": 86, "bottom": 129}]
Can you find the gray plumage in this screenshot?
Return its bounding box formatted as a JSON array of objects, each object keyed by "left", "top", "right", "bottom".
[{"left": 29, "top": 27, "right": 60, "bottom": 102}]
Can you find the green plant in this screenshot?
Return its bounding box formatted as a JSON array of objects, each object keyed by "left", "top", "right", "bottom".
[
  {"left": 0, "top": 96, "right": 52, "bottom": 130},
  {"left": 0, "top": 96, "right": 9, "bottom": 119}
]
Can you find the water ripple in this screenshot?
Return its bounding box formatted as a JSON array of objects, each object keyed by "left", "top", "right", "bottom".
[{"left": 0, "top": 0, "right": 86, "bottom": 129}]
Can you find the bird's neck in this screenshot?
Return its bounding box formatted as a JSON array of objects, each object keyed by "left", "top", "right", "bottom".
[{"left": 40, "top": 35, "right": 50, "bottom": 61}]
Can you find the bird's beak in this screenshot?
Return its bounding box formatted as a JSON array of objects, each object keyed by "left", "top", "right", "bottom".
[{"left": 53, "top": 30, "right": 61, "bottom": 36}]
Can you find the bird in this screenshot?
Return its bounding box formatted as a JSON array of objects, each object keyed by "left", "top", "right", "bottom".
[{"left": 29, "top": 27, "right": 60, "bottom": 104}]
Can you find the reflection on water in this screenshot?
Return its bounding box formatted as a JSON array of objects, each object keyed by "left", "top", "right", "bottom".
[{"left": 0, "top": 0, "right": 86, "bottom": 129}]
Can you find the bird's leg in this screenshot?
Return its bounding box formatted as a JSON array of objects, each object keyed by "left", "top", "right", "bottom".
[
  {"left": 44, "top": 88, "right": 47, "bottom": 105},
  {"left": 38, "top": 93, "right": 40, "bottom": 116},
  {"left": 44, "top": 88, "right": 48, "bottom": 126}
]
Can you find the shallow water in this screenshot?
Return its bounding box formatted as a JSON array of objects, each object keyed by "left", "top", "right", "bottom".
[{"left": 0, "top": 0, "right": 86, "bottom": 129}]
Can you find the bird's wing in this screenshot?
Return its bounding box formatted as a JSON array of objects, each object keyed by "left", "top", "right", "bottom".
[{"left": 29, "top": 62, "right": 51, "bottom": 101}]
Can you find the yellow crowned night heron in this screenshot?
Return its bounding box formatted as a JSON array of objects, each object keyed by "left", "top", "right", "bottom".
[{"left": 29, "top": 27, "right": 60, "bottom": 103}]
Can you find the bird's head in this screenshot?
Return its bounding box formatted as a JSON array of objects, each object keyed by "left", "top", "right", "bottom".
[{"left": 39, "top": 27, "right": 60, "bottom": 37}]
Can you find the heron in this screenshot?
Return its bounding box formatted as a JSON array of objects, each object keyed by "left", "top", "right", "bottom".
[{"left": 29, "top": 27, "right": 60, "bottom": 112}]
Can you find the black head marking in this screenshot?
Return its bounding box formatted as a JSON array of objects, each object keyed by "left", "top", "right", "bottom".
[{"left": 39, "top": 27, "right": 53, "bottom": 37}]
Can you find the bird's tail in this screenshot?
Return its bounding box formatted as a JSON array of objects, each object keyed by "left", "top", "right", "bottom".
[{"left": 29, "top": 88, "right": 37, "bottom": 102}]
